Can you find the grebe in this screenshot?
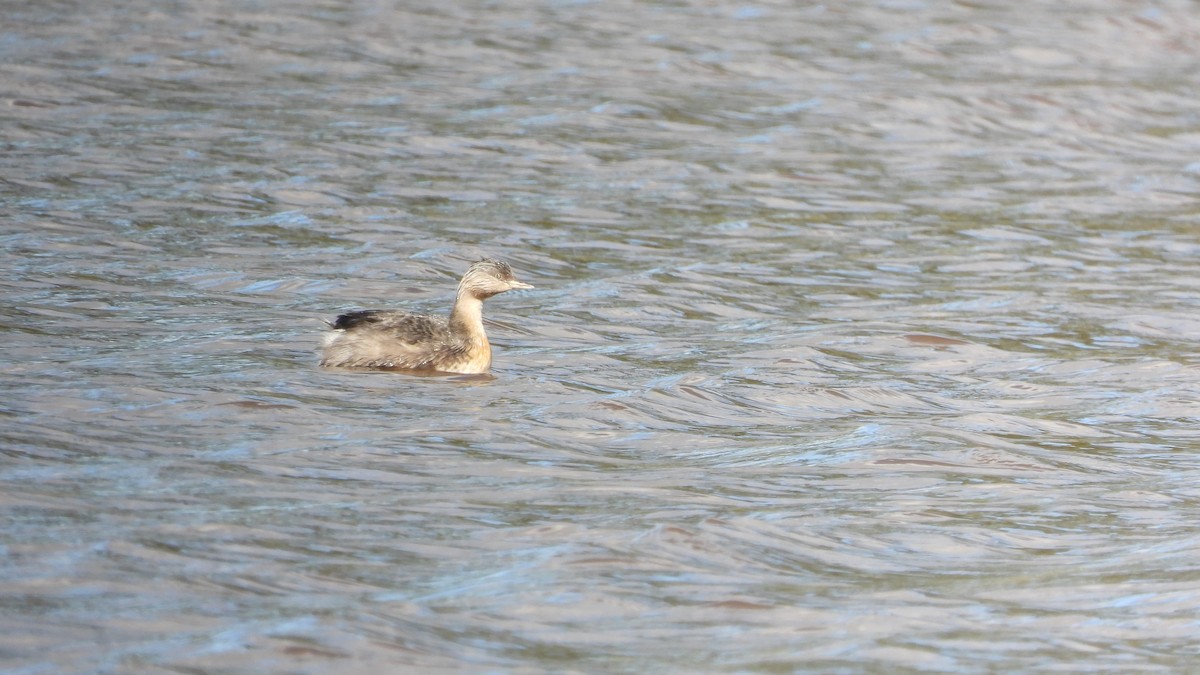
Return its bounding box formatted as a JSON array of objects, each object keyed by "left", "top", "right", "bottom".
[{"left": 320, "top": 258, "right": 533, "bottom": 373}]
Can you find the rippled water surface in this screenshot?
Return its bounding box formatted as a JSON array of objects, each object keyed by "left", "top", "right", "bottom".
[{"left": 5, "top": 0, "right": 1200, "bottom": 671}]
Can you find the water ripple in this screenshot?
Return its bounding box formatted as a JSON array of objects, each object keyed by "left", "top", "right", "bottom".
[{"left": 4, "top": 0, "right": 1200, "bottom": 671}]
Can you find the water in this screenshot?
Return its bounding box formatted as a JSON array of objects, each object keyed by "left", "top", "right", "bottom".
[{"left": 4, "top": 0, "right": 1200, "bottom": 671}]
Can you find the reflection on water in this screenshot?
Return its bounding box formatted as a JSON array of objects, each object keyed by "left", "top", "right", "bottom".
[{"left": 3, "top": 0, "right": 1200, "bottom": 671}]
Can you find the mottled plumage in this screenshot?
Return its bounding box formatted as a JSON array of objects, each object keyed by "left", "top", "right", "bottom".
[{"left": 320, "top": 258, "right": 532, "bottom": 373}]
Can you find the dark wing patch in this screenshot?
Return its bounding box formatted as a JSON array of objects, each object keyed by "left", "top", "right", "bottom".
[
  {"left": 331, "top": 309, "right": 390, "bottom": 330},
  {"left": 330, "top": 309, "right": 448, "bottom": 344}
]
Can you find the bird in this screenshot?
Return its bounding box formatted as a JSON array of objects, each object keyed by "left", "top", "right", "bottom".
[{"left": 320, "top": 258, "right": 533, "bottom": 373}]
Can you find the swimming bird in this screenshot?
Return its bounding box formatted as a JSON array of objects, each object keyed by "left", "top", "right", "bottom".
[{"left": 320, "top": 258, "right": 533, "bottom": 373}]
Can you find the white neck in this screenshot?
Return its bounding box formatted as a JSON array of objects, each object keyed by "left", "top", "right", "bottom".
[{"left": 449, "top": 292, "right": 486, "bottom": 341}]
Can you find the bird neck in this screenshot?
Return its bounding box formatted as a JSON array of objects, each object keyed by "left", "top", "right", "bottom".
[{"left": 448, "top": 292, "right": 487, "bottom": 344}]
